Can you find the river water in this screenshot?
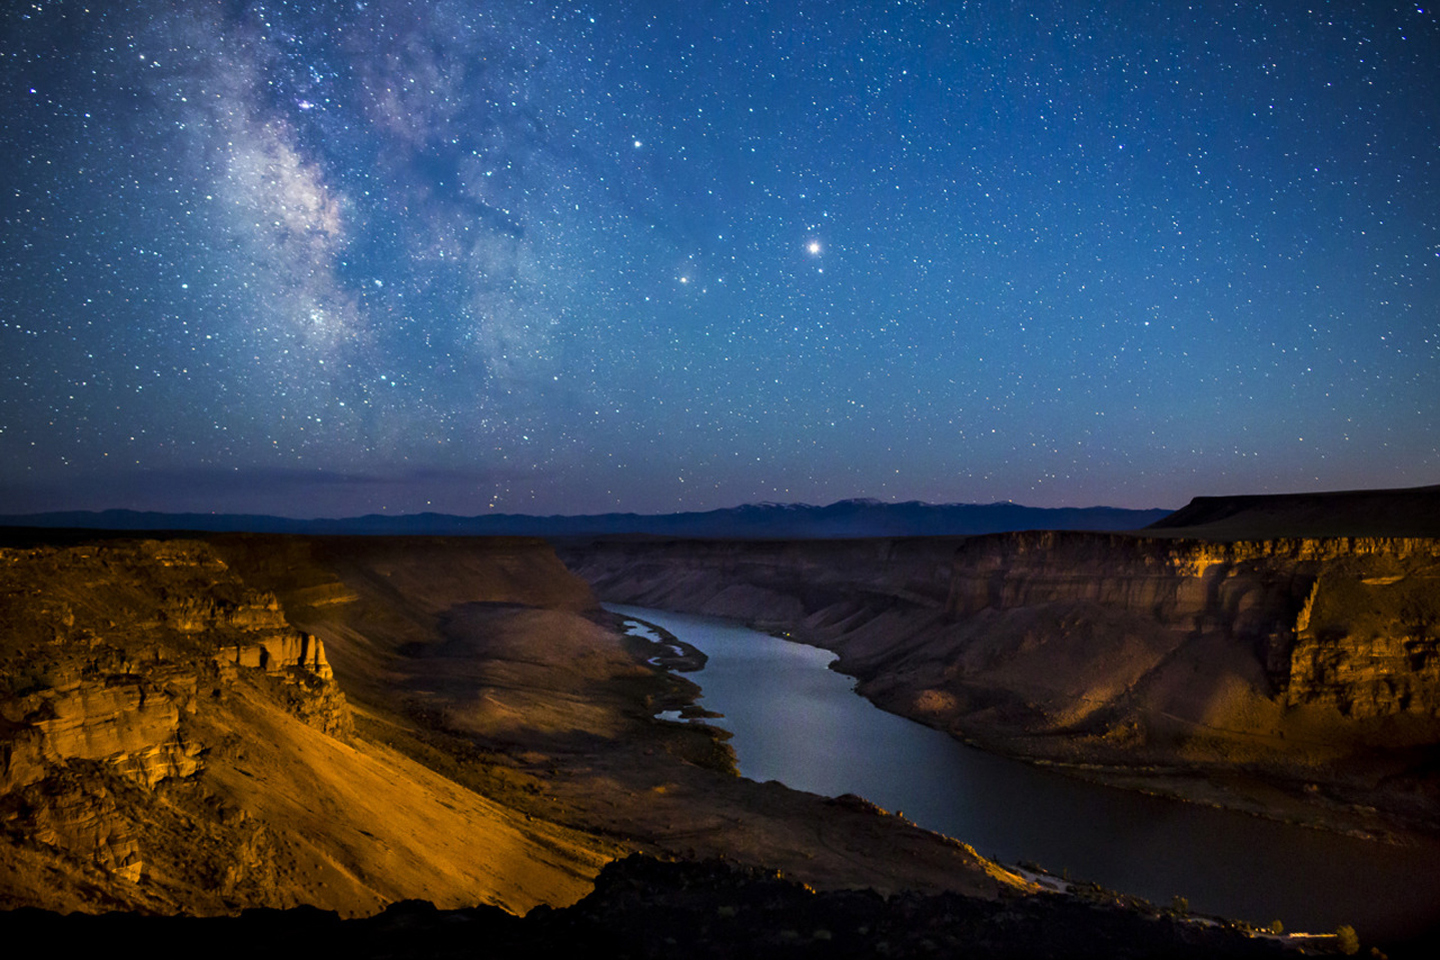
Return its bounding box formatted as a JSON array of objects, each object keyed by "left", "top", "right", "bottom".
[{"left": 609, "top": 604, "right": 1440, "bottom": 945}]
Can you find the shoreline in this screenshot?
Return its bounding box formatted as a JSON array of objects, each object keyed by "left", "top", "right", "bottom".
[
  {"left": 607, "top": 605, "right": 1405, "bottom": 946},
  {"left": 747, "top": 616, "right": 1440, "bottom": 847}
]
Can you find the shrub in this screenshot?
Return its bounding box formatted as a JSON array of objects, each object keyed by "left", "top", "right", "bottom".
[{"left": 1335, "top": 924, "right": 1360, "bottom": 955}]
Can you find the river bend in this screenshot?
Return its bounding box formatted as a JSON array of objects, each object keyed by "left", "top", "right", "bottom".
[{"left": 610, "top": 604, "right": 1440, "bottom": 944}]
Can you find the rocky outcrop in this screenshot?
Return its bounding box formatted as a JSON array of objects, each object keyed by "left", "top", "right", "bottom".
[
  {"left": 0, "top": 543, "right": 345, "bottom": 789},
  {"left": 12, "top": 681, "right": 202, "bottom": 789},
  {"left": 0, "top": 540, "right": 348, "bottom": 901},
  {"left": 1286, "top": 567, "right": 1440, "bottom": 717},
  {"left": 1, "top": 535, "right": 621, "bottom": 919},
  {"left": 214, "top": 631, "right": 334, "bottom": 681}
]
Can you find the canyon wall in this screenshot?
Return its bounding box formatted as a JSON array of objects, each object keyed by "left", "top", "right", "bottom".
[
  {"left": 0, "top": 537, "right": 612, "bottom": 916},
  {"left": 0, "top": 540, "right": 348, "bottom": 905},
  {"left": 558, "top": 533, "right": 1440, "bottom": 830}
]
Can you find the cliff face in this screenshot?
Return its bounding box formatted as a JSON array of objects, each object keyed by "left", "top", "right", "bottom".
[
  {"left": 0, "top": 541, "right": 345, "bottom": 788},
  {"left": 1287, "top": 564, "right": 1440, "bottom": 717},
  {"left": 934, "top": 534, "right": 1440, "bottom": 721},
  {"left": 0, "top": 540, "right": 348, "bottom": 905},
  {"left": 558, "top": 533, "right": 1440, "bottom": 827},
  {"left": 0, "top": 541, "right": 345, "bottom": 909},
  {"left": 0, "top": 537, "right": 614, "bottom": 917}
]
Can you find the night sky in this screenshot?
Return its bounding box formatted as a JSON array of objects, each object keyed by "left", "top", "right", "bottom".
[{"left": 2, "top": 1, "right": 1437, "bottom": 518}]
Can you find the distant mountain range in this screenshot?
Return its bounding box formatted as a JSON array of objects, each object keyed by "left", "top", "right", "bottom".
[{"left": 0, "top": 499, "right": 1175, "bottom": 539}]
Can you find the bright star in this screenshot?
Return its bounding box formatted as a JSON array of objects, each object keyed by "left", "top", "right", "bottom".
[{"left": 806, "top": 240, "right": 822, "bottom": 255}]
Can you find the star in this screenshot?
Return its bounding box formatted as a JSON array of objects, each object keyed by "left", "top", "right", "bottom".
[{"left": 0, "top": 0, "right": 1432, "bottom": 517}]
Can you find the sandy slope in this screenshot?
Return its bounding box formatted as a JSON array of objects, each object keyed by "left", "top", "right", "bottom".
[
  {"left": 199, "top": 690, "right": 609, "bottom": 914},
  {"left": 0, "top": 537, "right": 616, "bottom": 915}
]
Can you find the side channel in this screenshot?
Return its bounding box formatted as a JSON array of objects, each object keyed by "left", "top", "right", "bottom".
[{"left": 610, "top": 603, "right": 1440, "bottom": 944}]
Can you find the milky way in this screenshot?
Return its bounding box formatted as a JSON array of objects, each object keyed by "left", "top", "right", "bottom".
[{"left": 2, "top": 1, "right": 1437, "bottom": 516}]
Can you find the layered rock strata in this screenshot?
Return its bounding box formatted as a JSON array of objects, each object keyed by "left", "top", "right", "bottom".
[
  {"left": 0, "top": 538, "right": 613, "bottom": 916},
  {"left": 0, "top": 541, "right": 348, "bottom": 900}
]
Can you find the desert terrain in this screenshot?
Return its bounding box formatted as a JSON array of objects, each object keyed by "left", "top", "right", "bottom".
[{"left": 2, "top": 485, "right": 1437, "bottom": 954}]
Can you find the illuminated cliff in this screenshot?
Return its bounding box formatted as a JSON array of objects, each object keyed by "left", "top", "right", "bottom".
[{"left": 0, "top": 538, "right": 610, "bottom": 916}]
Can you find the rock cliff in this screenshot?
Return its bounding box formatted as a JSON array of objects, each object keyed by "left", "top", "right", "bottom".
[
  {"left": 557, "top": 532, "right": 1440, "bottom": 832},
  {"left": 0, "top": 540, "right": 348, "bottom": 907},
  {"left": 0, "top": 537, "right": 612, "bottom": 916}
]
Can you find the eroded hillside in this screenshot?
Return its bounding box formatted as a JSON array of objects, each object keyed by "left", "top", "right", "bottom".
[
  {"left": 0, "top": 538, "right": 614, "bottom": 915},
  {"left": 558, "top": 533, "right": 1440, "bottom": 836}
]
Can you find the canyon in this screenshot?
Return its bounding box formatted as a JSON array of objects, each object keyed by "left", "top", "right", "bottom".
[
  {"left": 3, "top": 485, "right": 1438, "bottom": 955},
  {"left": 0, "top": 533, "right": 1029, "bottom": 919},
  {"left": 559, "top": 531, "right": 1440, "bottom": 839}
]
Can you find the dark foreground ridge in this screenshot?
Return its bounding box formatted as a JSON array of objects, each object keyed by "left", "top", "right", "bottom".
[{"left": 0, "top": 854, "right": 1316, "bottom": 960}]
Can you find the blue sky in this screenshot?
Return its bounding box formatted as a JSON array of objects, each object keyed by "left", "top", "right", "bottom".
[{"left": 2, "top": 1, "right": 1436, "bottom": 516}]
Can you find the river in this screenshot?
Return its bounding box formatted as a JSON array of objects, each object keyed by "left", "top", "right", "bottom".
[{"left": 609, "top": 603, "right": 1440, "bottom": 945}]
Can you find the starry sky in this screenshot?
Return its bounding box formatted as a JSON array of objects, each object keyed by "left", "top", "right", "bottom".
[{"left": 2, "top": 1, "right": 1437, "bottom": 518}]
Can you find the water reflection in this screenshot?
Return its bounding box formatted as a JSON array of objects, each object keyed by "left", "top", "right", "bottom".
[{"left": 610, "top": 604, "right": 1440, "bottom": 944}]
